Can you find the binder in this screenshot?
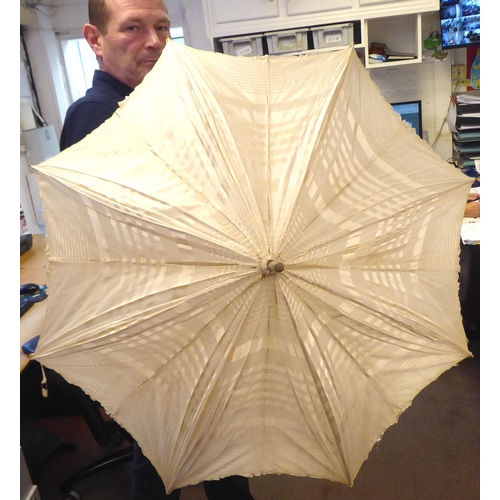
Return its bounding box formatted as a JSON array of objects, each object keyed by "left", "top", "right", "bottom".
[
  {"left": 453, "top": 141, "right": 480, "bottom": 154},
  {"left": 456, "top": 102, "right": 480, "bottom": 115},
  {"left": 456, "top": 115, "right": 480, "bottom": 128},
  {"left": 455, "top": 130, "right": 480, "bottom": 141}
]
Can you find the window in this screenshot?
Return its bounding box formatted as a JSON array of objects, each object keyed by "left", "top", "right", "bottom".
[
  {"left": 59, "top": 37, "right": 99, "bottom": 103},
  {"left": 171, "top": 27, "right": 185, "bottom": 45}
]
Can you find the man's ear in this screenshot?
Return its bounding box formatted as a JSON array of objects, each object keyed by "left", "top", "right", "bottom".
[{"left": 83, "top": 24, "right": 103, "bottom": 59}]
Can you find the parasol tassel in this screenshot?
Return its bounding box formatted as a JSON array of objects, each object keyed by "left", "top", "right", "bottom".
[{"left": 40, "top": 364, "right": 49, "bottom": 398}]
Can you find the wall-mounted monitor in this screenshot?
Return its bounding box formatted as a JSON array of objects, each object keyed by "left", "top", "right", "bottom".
[
  {"left": 390, "top": 100, "right": 423, "bottom": 139},
  {"left": 440, "top": 0, "right": 480, "bottom": 50}
]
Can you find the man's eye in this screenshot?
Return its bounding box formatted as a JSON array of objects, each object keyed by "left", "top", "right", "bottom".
[
  {"left": 157, "top": 26, "right": 171, "bottom": 33},
  {"left": 126, "top": 26, "right": 139, "bottom": 31}
]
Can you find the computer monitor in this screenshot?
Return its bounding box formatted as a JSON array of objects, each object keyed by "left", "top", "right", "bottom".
[
  {"left": 390, "top": 100, "right": 423, "bottom": 138},
  {"left": 439, "top": 0, "right": 480, "bottom": 50}
]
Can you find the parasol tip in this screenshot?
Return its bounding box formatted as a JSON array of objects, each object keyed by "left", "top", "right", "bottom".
[{"left": 267, "top": 260, "right": 284, "bottom": 273}]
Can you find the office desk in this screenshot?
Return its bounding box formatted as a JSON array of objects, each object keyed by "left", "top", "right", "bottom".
[{"left": 20, "top": 234, "right": 48, "bottom": 371}]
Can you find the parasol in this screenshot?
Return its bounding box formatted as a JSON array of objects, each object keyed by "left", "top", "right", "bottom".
[{"left": 31, "top": 42, "right": 472, "bottom": 493}]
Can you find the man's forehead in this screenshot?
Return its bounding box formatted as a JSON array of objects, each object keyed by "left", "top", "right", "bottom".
[{"left": 107, "top": 0, "right": 169, "bottom": 16}]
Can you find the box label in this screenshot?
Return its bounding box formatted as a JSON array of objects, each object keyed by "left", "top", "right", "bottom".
[
  {"left": 326, "top": 33, "right": 342, "bottom": 44},
  {"left": 236, "top": 45, "right": 253, "bottom": 56}
]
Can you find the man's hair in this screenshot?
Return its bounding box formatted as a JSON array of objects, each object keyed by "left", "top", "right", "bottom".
[{"left": 88, "top": 0, "right": 110, "bottom": 35}]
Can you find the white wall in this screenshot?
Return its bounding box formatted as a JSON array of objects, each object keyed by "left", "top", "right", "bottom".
[
  {"left": 177, "top": 0, "right": 212, "bottom": 51},
  {"left": 369, "top": 58, "right": 455, "bottom": 160}
]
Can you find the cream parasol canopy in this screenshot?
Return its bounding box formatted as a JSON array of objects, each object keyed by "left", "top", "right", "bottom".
[{"left": 31, "top": 42, "right": 472, "bottom": 493}]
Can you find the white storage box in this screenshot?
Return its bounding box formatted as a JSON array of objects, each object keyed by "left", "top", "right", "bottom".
[
  {"left": 311, "top": 23, "right": 354, "bottom": 49},
  {"left": 265, "top": 29, "right": 309, "bottom": 54},
  {"left": 220, "top": 35, "right": 264, "bottom": 57}
]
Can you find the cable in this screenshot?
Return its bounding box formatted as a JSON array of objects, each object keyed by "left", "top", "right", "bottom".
[
  {"left": 431, "top": 81, "right": 460, "bottom": 149},
  {"left": 20, "top": 26, "right": 47, "bottom": 127}
]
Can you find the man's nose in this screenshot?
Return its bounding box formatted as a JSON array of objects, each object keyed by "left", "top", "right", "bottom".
[{"left": 145, "top": 28, "right": 162, "bottom": 49}]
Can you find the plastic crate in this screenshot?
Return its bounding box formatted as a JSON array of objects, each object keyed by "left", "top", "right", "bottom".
[
  {"left": 311, "top": 23, "right": 354, "bottom": 49},
  {"left": 220, "top": 35, "right": 264, "bottom": 57},
  {"left": 265, "top": 28, "right": 309, "bottom": 54}
]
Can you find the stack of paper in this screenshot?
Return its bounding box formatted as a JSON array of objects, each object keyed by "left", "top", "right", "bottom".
[{"left": 461, "top": 220, "right": 480, "bottom": 245}]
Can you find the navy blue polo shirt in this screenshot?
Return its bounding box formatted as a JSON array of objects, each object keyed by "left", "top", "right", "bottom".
[{"left": 60, "top": 70, "right": 134, "bottom": 151}]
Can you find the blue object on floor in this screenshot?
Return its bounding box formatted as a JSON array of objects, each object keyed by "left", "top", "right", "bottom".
[
  {"left": 22, "top": 335, "right": 40, "bottom": 355},
  {"left": 20, "top": 297, "right": 34, "bottom": 317}
]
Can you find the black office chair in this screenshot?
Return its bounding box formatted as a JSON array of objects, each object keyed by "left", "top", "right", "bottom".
[{"left": 21, "top": 339, "right": 135, "bottom": 500}]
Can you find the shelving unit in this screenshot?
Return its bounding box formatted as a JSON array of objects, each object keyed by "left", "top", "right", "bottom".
[
  {"left": 451, "top": 90, "right": 480, "bottom": 181},
  {"left": 203, "top": 0, "right": 439, "bottom": 69},
  {"left": 365, "top": 14, "right": 422, "bottom": 68},
  {"left": 211, "top": 13, "right": 431, "bottom": 70}
]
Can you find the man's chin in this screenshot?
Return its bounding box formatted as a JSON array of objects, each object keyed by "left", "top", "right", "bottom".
[
  {"left": 133, "top": 65, "right": 156, "bottom": 87},
  {"left": 141, "top": 60, "right": 158, "bottom": 69}
]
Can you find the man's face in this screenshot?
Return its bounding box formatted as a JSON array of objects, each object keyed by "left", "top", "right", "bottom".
[{"left": 95, "top": 0, "right": 171, "bottom": 88}]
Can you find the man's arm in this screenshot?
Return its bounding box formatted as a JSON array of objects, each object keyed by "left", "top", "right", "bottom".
[{"left": 464, "top": 194, "right": 480, "bottom": 218}]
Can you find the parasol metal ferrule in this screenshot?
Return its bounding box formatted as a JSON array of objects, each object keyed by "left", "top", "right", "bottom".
[{"left": 266, "top": 260, "right": 285, "bottom": 273}]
